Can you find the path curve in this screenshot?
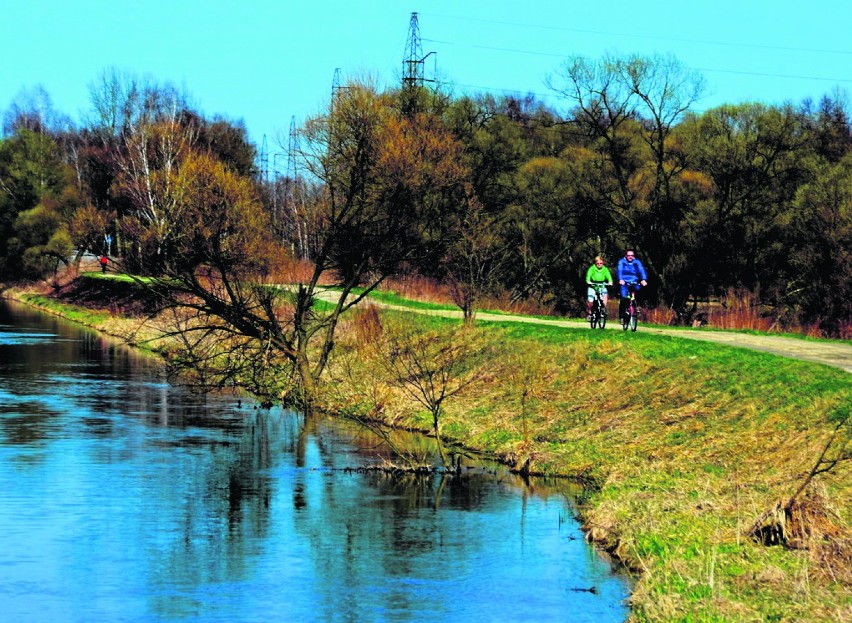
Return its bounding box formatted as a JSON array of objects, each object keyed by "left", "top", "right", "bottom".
[{"left": 323, "top": 292, "right": 852, "bottom": 374}]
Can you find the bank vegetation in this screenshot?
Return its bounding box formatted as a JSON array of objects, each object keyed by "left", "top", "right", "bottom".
[{"left": 6, "top": 273, "right": 850, "bottom": 623}]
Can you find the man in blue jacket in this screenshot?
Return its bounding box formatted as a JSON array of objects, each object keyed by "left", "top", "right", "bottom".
[{"left": 617, "top": 248, "right": 647, "bottom": 320}]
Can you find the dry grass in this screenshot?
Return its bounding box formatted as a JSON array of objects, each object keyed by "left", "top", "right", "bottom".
[
  {"left": 266, "top": 257, "right": 323, "bottom": 285},
  {"left": 382, "top": 275, "right": 453, "bottom": 305}
]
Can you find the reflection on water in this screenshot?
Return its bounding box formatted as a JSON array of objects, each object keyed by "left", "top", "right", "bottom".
[{"left": 0, "top": 300, "right": 631, "bottom": 622}]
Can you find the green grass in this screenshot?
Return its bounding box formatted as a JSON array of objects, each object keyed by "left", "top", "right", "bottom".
[
  {"left": 17, "top": 292, "right": 113, "bottom": 326},
  {"left": 80, "top": 271, "right": 157, "bottom": 285}
]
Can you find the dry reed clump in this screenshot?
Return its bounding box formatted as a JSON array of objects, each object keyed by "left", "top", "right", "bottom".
[
  {"left": 350, "top": 304, "right": 384, "bottom": 346},
  {"left": 787, "top": 485, "right": 847, "bottom": 544},
  {"left": 266, "top": 257, "right": 320, "bottom": 285},
  {"left": 708, "top": 289, "right": 776, "bottom": 332},
  {"left": 382, "top": 274, "right": 452, "bottom": 305},
  {"left": 642, "top": 305, "right": 676, "bottom": 326},
  {"left": 479, "top": 291, "right": 556, "bottom": 317}
]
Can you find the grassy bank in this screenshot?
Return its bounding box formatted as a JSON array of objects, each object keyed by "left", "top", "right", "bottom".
[{"left": 4, "top": 276, "right": 850, "bottom": 623}]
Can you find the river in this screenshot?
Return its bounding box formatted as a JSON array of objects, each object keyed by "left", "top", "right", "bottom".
[{"left": 0, "top": 299, "right": 631, "bottom": 622}]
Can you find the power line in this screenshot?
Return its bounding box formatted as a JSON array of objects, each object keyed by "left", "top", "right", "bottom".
[
  {"left": 423, "top": 38, "right": 852, "bottom": 85},
  {"left": 421, "top": 12, "right": 852, "bottom": 57},
  {"left": 408, "top": 13, "right": 848, "bottom": 124},
  {"left": 695, "top": 67, "right": 852, "bottom": 83}
]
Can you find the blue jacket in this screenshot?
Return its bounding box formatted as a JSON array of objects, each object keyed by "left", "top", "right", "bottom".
[{"left": 617, "top": 257, "right": 647, "bottom": 284}]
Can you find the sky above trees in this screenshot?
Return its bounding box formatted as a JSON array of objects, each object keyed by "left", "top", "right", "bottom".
[{"left": 1, "top": 0, "right": 850, "bottom": 151}]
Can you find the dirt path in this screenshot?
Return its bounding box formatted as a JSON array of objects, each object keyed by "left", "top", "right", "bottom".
[{"left": 333, "top": 295, "right": 852, "bottom": 374}]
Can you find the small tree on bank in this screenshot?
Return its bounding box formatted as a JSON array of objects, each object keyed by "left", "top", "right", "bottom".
[{"left": 379, "top": 321, "right": 490, "bottom": 469}]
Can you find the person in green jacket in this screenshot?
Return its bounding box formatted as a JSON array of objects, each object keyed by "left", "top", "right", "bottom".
[{"left": 585, "top": 255, "right": 613, "bottom": 319}]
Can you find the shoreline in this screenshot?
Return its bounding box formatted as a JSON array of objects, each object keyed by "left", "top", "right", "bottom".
[{"left": 4, "top": 277, "right": 850, "bottom": 623}]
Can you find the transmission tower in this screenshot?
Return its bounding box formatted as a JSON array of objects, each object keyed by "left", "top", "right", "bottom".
[
  {"left": 331, "top": 67, "right": 352, "bottom": 112},
  {"left": 286, "top": 116, "right": 298, "bottom": 191},
  {"left": 284, "top": 115, "right": 308, "bottom": 258},
  {"left": 332, "top": 67, "right": 342, "bottom": 103},
  {"left": 259, "top": 134, "right": 269, "bottom": 185},
  {"left": 402, "top": 12, "right": 435, "bottom": 89}
]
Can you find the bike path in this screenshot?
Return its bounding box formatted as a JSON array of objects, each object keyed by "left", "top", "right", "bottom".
[{"left": 336, "top": 296, "right": 852, "bottom": 375}]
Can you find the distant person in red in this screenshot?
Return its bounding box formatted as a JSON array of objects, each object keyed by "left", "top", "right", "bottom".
[{"left": 99, "top": 254, "right": 108, "bottom": 273}]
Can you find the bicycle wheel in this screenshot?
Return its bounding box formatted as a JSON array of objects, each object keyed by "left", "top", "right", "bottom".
[
  {"left": 589, "top": 305, "right": 597, "bottom": 329},
  {"left": 622, "top": 310, "right": 630, "bottom": 331},
  {"left": 598, "top": 305, "right": 607, "bottom": 329},
  {"left": 630, "top": 310, "right": 638, "bottom": 331}
]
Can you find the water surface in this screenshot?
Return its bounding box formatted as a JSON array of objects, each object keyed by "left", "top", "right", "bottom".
[{"left": 0, "top": 300, "right": 631, "bottom": 622}]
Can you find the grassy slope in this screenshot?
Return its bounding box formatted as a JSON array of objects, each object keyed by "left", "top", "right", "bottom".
[
  {"left": 6, "top": 276, "right": 851, "bottom": 623},
  {"left": 328, "top": 306, "right": 851, "bottom": 623}
]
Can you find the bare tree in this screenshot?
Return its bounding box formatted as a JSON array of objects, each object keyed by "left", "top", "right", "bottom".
[
  {"left": 379, "top": 321, "right": 489, "bottom": 469},
  {"left": 2, "top": 85, "right": 72, "bottom": 136},
  {"left": 444, "top": 192, "right": 509, "bottom": 324}
]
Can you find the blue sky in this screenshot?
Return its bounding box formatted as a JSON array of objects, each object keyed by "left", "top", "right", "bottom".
[{"left": 2, "top": 0, "right": 850, "bottom": 157}]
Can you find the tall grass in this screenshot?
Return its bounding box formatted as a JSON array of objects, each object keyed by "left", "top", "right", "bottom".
[
  {"left": 383, "top": 274, "right": 452, "bottom": 304},
  {"left": 267, "top": 257, "right": 321, "bottom": 285},
  {"left": 707, "top": 289, "right": 776, "bottom": 332}
]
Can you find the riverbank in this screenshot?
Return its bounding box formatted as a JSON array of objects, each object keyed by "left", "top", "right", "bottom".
[{"left": 4, "top": 276, "right": 850, "bottom": 623}]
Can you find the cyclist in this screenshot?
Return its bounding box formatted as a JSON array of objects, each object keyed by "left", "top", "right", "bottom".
[
  {"left": 617, "top": 248, "right": 647, "bottom": 321},
  {"left": 585, "top": 255, "right": 613, "bottom": 320}
]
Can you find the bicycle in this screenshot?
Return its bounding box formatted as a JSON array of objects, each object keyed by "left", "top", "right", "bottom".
[
  {"left": 621, "top": 282, "right": 640, "bottom": 332},
  {"left": 588, "top": 283, "right": 609, "bottom": 329}
]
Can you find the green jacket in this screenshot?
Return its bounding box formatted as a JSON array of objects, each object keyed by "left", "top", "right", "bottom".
[{"left": 586, "top": 264, "right": 613, "bottom": 284}]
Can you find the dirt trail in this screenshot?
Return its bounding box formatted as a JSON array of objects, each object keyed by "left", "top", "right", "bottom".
[{"left": 326, "top": 293, "right": 852, "bottom": 374}]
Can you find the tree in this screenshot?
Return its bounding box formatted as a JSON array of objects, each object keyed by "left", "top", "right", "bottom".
[
  {"left": 546, "top": 54, "right": 644, "bottom": 234},
  {"left": 85, "top": 67, "right": 140, "bottom": 141},
  {"left": 2, "top": 85, "right": 72, "bottom": 136},
  {"left": 620, "top": 53, "right": 706, "bottom": 305},
  {"left": 443, "top": 192, "right": 509, "bottom": 323},
  {"left": 0, "top": 129, "right": 76, "bottom": 278},
  {"left": 678, "top": 103, "right": 813, "bottom": 303},
  {"left": 108, "top": 82, "right": 467, "bottom": 406},
  {"left": 273, "top": 81, "right": 467, "bottom": 399},
  {"left": 195, "top": 115, "right": 258, "bottom": 178},
  {"left": 546, "top": 53, "right": 709, "bottom": 308},
  {"left": 124, "top": 151, "right": 291, "bottom": 397},
  {"left": 787, "top": 154, "right": 852, "bottom": 333},
  {"left": 112, "top": 108, "right": 199, "bottom": 273},
  {"left": 504, "top": 155, "right": 584, "bottom": 306},
  {"left": 805, "top": 90, "right": 852, "bottom": 164}
]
